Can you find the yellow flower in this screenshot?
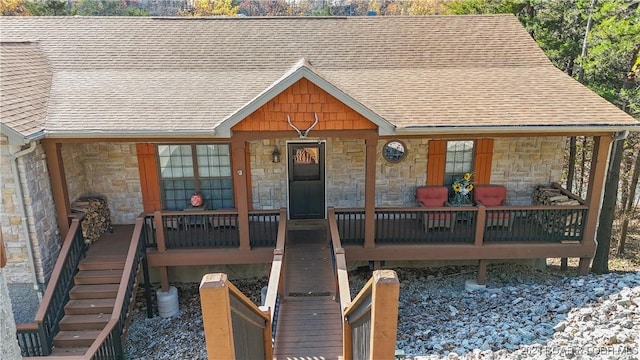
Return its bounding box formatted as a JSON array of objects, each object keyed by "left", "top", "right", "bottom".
[
  {"left": 464, "top": 173, "right": 472, "bottom": 181},
  {"left": 466, "top": 184, "right": 474, "bottom": 192},
  {"left": 453, "top": 184, "right": 462, "bottom": 192}
]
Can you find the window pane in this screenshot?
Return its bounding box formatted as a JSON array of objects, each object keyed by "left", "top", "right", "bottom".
[
  {"left": 444, "top": 140, "right": 475, "bottom": 194},
  {"left": 158, "top": 144, "right": 233, "bottom": 210}
]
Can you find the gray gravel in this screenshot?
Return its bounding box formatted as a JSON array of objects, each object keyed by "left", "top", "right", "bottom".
[
  {"left": 7, "top": 283, "right": 40, "bottom": 324},
  {"left": 125, "top": 265, "right": 640, "bottom": 360}
]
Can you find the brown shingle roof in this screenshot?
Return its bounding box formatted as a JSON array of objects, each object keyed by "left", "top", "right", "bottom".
[
  {"left": 0, "top": 15, "right": 636, "bottom": 139},
  {"left": 0, "top": 41, "right": 51, "bottom": 139}
]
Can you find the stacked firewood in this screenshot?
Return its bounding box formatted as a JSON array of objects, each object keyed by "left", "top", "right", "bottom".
[
  {"left": 532, "top": 185, "right": 583, "bottom": 236},
  {"left": 71, "top": 197, "right": 113, "bottom": 244},
  {"left": 532, "top": 186, "right": 582, "bottom": 206}
]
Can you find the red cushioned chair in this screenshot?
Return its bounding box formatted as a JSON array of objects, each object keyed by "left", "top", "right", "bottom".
[
  {"left": 474, "top": 185, "right": 513, "bottom": 230},
  {"left": 416, "top": 186, "right": 454, "bottom": 232}
]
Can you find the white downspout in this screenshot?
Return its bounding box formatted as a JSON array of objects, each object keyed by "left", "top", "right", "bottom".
[{"left": 9, "top": 141, "right": 42, "bottom": 299}]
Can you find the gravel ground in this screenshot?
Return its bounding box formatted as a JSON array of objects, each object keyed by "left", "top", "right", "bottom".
[
  {"left": 126, "top": 265, "right": 639, "bottom": 360},
  {"left": 7, "top": 283, "right": 40, "bottom": 324}
]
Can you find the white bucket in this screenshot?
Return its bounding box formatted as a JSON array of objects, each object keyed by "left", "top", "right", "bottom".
[{"left": 157, "top": 286, "right": 179, "bottom": 318}]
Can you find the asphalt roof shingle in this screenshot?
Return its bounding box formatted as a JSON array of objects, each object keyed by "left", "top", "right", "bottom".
[
  {"left": 0, "top": 15, "right": 637, "bottom": 139},
  {"left": 0, "top": 41, "right": 52, "bottom": 137}
]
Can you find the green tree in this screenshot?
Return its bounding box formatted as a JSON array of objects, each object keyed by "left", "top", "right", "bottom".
[
  {"left": 74, "top": 0, "right": 148, "bottom": 16},
  {"left": 25, "top": 0, "right": 68, "bottom": 16}
]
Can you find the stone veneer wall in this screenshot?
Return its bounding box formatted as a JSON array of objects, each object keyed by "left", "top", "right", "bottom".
[
  {"left": 250, "top": 139, "right": 288, "bottom": 210},
  {"left": 79, "top": 143, "right": 143, "bottom": 224},
  {"left": 376, "top": 138, "right": 429, "bottom": 206},
  {"left": 61, "top": 143, "right": 89, "bottom": 204},
  {"left": 490, "top": 137, "right": 565, "bottom": 205},
  {"left": 1, "top": 138, "right": 60, "bottom": 284},
  {"left": 248, "top": 136, "right": 564, "bottom": 210},
  {"left": 249, "top": 137, "right": 429, "bottom": 209}
]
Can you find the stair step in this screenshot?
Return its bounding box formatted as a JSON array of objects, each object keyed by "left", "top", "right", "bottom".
[
  {"left": 65, "top": 298, "right": 116, "bottom": 315},
  {"left": 59, "top": 314, "right": 110, "bottom": 331},
  {"left": 69, "top": 284, "right": 119, "bottom": 299},
  {"left": 53, "top": 330, "right": 101, "bottom": 348},
  {"left": 50, "top": 346, "right": 90, "bottom": 356},
  {"left": 74, "top": 269, "right": 123, "bottom": 285},
  {"left": 78, "top": 255, "right": 125, "bottom": 271}
]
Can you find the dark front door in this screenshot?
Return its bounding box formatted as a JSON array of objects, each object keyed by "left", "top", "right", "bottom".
[{"left": 288, "top": 143, "right": 325, "bottom": 219}]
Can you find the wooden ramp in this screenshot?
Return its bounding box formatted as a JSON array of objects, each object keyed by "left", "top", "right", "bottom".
[{"left": 273, "top": 229, "right": 343, "bottom": 359}]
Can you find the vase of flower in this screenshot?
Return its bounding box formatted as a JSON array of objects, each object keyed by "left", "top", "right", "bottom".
[{"left": 451, "top": 172, "right": 474, "bottom": 205}]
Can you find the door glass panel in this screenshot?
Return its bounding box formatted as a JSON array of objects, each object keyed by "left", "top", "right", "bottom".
[{"left": 292, "top": 147, "right": 320, "bottom": 181}]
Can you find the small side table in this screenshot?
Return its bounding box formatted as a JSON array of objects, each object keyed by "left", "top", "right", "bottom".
[
  {"left": 184, "top": 203, "right": 208, "bottom": 229},
  {"left": 449, "top": 201, "right": 474, "bottom": 222}
]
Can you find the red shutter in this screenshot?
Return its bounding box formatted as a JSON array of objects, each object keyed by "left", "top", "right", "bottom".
[
  {"left": 136, "top": 144, "right": 162, "bottom": 212},
  {"left": 474, "top": 139, "right": 494, "bottom": 185},
  {"left": 427, "top": 140, "right": 447, "bottom": 185}
]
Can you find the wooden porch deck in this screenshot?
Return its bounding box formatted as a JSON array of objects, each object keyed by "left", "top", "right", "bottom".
[
  {"left": 83, "top": 225, "right": 134, "bottom": 260},
  {"left": 273, "top": 230, "right": 343, "bottom": 359}
]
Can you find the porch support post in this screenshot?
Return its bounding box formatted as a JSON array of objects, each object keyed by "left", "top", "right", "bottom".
[
  {"left": 42, "top": 140, "right": 71, "bottom": 239},
  {"left": 232, "top": 138, "right": 251, "bottom": 251},
  {"left": 158, "top": 266, "right": 170, "bottom": 292},
  {"left": 477, "top": 259, "right": 488, "bottom": 285},
  {"left": 364, "top": 136, "right": 377, "bottom": 249},
  {"left": 581, "top": 134, "right": 613, "bottom": 273},
  {"left": 154, "top": 210, "right": 169, "bottom": 292},
  {"left": 474, "top": 205, "right": 486, "bottom": 246}
]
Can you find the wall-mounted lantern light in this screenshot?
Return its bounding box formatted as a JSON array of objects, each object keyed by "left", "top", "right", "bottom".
[{"left": 272, "top": 147, "right": 281, "bottom": 163}]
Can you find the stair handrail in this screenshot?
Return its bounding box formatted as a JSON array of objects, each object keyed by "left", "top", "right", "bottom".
[
  {"left": 261, "top": 207, "right": 287, "bottom": 338},
  {"left": 342, "top": 270, "right": 400, "bottom": 360},
  {"left": 200, "top": 273, "right": 272, "bottom": 359},
  {"left": 328, "top": 207, "right": 352, "bottom": 312},
  {"left": 27, "top": 214, "right": 86, "bottom": 356},
  {"left": 83, "top": 214, "right": 146, "bottom": 359}
]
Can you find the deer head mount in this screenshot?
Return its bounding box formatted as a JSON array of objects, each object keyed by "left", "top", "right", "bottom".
[{"left": 286, "top": 113, "right": 319, "bottom": 138}]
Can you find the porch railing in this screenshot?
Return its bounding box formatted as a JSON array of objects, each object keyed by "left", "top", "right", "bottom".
[
  {"left": 150, "top": 209, "right": 280, "bottom": 249},
  {"left": 334, "top": 209, "right": 365, "bottom": 246},
  {"left": 153, "top": 210, "right": 240, "bottom": 249},
  {"left": 16, "top": 215, "right": 87, "bottom": 357},
  {"left": 328, "top": 208, "right": 352, "bottom": 313},
  {"left": 261, "top": 208, "right": 287, "bottom": 340},
  {"left": 342, "top": 270, "right": 400, "bottom": 360},
  {"left": 483, "top": 205, "right": 588, "bottom": 242},
  {"left": 83, "top": 214, "right": 148, "bottom": 359},
  {"left": 200, "top": 273, "right": 272, "bottom": 359},
  {"left": 334, "top": 205, "right": 588, "bottom": 246},
  {"left": 249, "top": 210, "right": 281, "bottom": 248}
]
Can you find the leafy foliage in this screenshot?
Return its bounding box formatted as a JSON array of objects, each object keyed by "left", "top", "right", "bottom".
[
  {"left": 25, "top": 0, "right": 68, "bottom": 15},
  {"left": 181, "top": 0, "right": 238, "bottom": 16},
  {"left": 1, "top": 0, "right": 31, "bottom": 15},
  {"left": 75, "top": 0, "right": 148, "bottom": 16}
]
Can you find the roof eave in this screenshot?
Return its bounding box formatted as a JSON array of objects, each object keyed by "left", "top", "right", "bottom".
[
  {"left": 215, "top": 61, "right": 395, "bottom": 137},
  {"left": 396, "top": 124, "right": 640, "bottom": 136},
  {"left": 42, "top": 129, "right": 217, "bottom": 139},
  {"left": 0, "top": 123, "right": 28, "bottom": 145}
]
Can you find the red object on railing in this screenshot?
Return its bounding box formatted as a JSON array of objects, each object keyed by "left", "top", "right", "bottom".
[{"left": 190, "top": 192, "right": 203, "bottom": 207}]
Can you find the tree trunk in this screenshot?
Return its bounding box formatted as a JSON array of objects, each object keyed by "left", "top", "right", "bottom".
[
  {"left": 579, "top": 136, "right": 588, "bottom": 196},
  {"left": 592, "top": 138, "right": 624, "bottom": 274},
  {"left": 618, "top": 149, "right": 640, "bottom": 254},
  {"left": 562, "top": 136, "right": 578, "bottom": 270}
]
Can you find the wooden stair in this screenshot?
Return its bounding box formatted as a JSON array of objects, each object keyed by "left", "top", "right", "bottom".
[{"left": 51, "top": 255, "right": 125, "bottom": 353}]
